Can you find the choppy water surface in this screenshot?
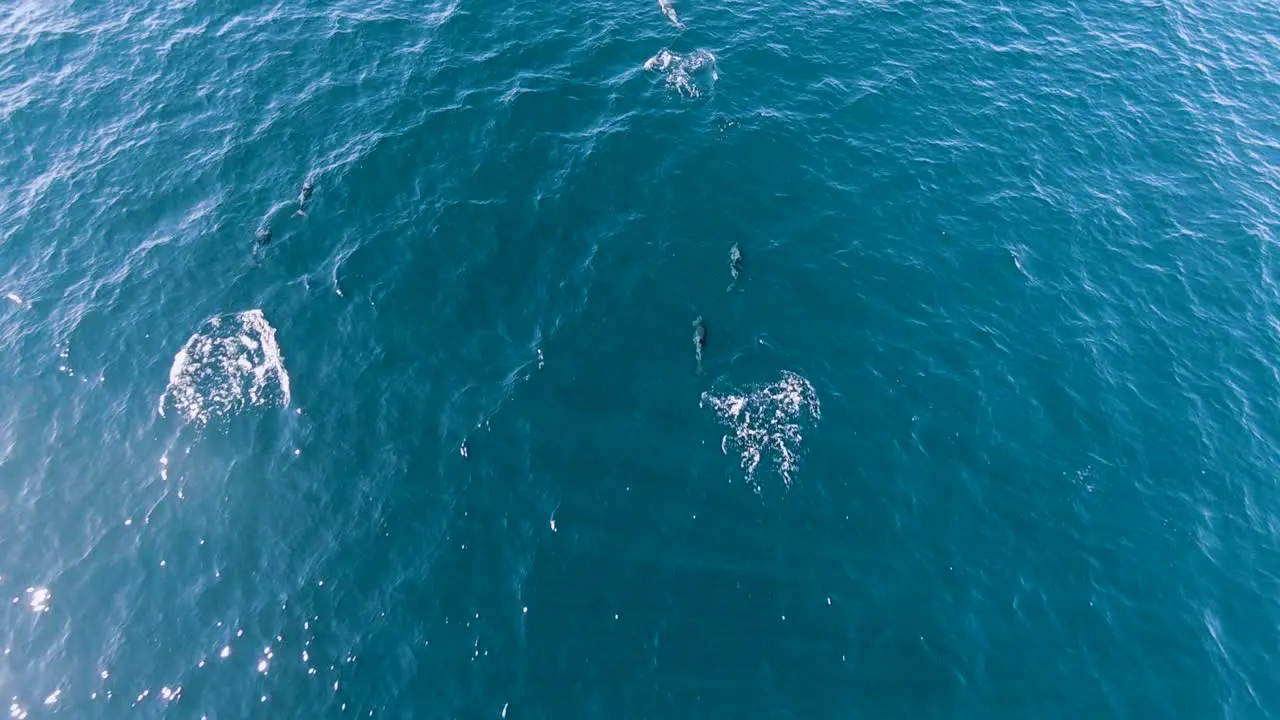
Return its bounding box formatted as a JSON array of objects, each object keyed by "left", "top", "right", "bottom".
[{"left": 4, "top": 0, "right": 1280, "bottom": 716}]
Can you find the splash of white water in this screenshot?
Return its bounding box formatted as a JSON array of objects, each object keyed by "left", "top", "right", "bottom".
[
  {"left": 701, "top": 371, "right": 820, "bottom": 488},
  {"left": 159, "top": 310, "right": 291, "bottom": 426},
  {"left": 644, "top": 48, "right": 718, "bottom": 98}
]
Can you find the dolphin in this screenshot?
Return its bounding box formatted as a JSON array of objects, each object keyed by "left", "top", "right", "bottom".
[
  {"left": 692, "top": 316, "right": 707, "bottom": 375},
  {"left": 658, "top": 0, "right": 683, "bottom": 28},
  {"left": 728, "top": 243, "right": 742, "bottom": 290},
  {"left": 251, "top": 224, "right": 273, "bottom": 262},
  {"left": 294, "top": 179, "right": 315, "bottom": 217}
]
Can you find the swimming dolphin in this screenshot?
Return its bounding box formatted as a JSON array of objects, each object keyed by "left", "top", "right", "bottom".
[
  {"left": 294, "top": 179, "right": 315, "bottom": 217},
  {"left": 658, "top": 0, "right": 683, "bottom": 27},
  {"left": 728, "top": 243, "right": 742, "bottom": 290},
  {"left": 692, "top": 316, "right": 707, "bottom": 375},
  {"left": 251, "top": 224, "right": 273, "bottom": 261}
]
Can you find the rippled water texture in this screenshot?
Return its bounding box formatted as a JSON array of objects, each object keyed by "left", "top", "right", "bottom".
[{"left": 4, "top": 0, "right": 1280, "bottom": 716}]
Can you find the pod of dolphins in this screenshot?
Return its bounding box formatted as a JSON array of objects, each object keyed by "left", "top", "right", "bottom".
[
  {"left": 257, "top": 2, "right": 735, "bottom": 375},
  {"left": 691, "top": 242, "right": 745, "bottom": 374}
]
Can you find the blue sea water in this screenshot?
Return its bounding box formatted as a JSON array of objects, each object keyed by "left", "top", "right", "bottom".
[{"left": 4, "top": 0, "right": 1280, "bottom": 716}]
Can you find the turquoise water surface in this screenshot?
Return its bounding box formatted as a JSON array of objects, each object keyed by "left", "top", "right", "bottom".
[{"left": 3, "top": 0, "right": 1280, "bottom": 716}]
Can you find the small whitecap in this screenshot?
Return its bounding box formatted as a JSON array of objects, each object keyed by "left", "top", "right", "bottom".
[{"left": 26, "top": 587, "right": 50, "bottom": 613}]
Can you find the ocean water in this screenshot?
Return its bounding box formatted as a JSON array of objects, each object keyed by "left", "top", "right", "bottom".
[{"left": 3, "top": 0, "right": 1280, "bottom": 716}]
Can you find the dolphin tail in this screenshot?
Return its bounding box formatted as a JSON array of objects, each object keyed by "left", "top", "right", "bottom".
[{"left": 293, "top": 209, "right": 307, "bottom": 218}]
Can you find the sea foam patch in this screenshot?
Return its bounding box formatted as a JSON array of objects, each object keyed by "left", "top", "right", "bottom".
[
  {"left": 702, "top": 370, "right": 820, "bottom": 489},
  {"left": 160, "top": 310, "right": 291, "bottom": 426}
]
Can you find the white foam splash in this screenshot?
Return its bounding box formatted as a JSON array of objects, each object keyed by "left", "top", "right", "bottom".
[
  {"left": 644, "top": 49, "right": 717, "bottom": 98},
  {"left": 25, "top": 587, "right": 50, "bottom": 613},
  {"left": 4, "top": 293, "right": 22, "bottom": 306},
  {"left": 159, "top": 310, "right": 291, "bottom": 426},
  {"left": 701, "top": 371, "right": 820, "bottom": 488}
]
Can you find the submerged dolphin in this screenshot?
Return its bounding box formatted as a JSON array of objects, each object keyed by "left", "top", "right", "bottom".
[
  {"left": 251, "top": 224, "right": 273, "bottom": 262},
  {"left": 294, "top": 179, "right": 315, "bottom": 217},
  {"left": 658, "top": 0, "right": 683, "bottom": 27},
  {"left": 728, "top": 243, "right": 742, "bottom": 290},
  {"left": 693, "top": 315, "right": 707, "bottom": 375}
]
